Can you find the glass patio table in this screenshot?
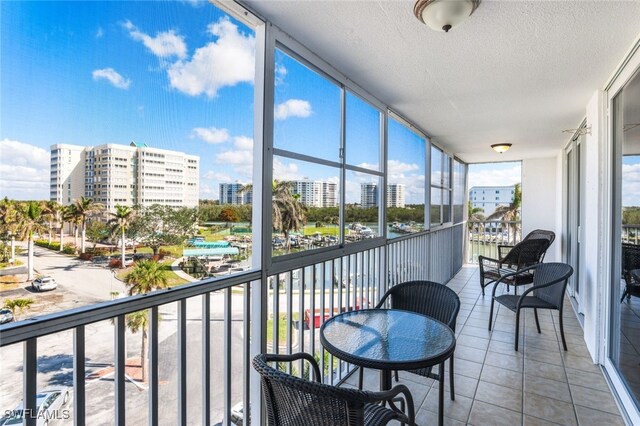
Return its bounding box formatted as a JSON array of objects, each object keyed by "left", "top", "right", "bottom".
[{"left": 320, "top": 308, "right": 456, "bottom": 426}]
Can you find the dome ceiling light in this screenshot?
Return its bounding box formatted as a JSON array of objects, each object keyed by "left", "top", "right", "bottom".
[
  {"left": 491, "top": 143, "right": 512, "bottom": 154},
  {"left": 414, "top": 0, "right": 480, "bottom": 33}
]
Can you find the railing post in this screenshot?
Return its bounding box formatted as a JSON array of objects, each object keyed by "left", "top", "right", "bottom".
[
  {"left": 24, "top": 338, "right": 37, "bottom": 426},
  {"left": 74, "top": 326, "right": 85, "bottom": 426}
]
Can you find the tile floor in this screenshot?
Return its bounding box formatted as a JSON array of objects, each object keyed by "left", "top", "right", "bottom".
[{"left": 342, "top": 265, "right": 626, "bottom": 426}]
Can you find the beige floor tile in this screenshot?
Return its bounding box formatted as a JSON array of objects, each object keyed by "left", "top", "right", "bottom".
[
  {"left": 570, "top": 384, "right": 621, "bottom": 416},
  {"left": 524, "top": 347, "right": 563, "bottom": 366},
  {"left": 462, "top": 324, "right": 493, "bottom": 339},
  {"left": 422, "top": 386, "right": 474, "bottom": 423},
  {"left": 454, "top": 345, "right": 487, "bottom": 363},
  {"left": 575, "top": 405, "right": 625, "bottom": 426},
  {"left": 415, "top": 407, "right": 466, "bottom": 426},
  {"left": 523, "top": 393, "right": 577, "bottom": 426},
  {"left": 479, "top": 364, "right": 523, "bottom": 390},
  {"left": 489, "top": 339, "right": 521, "bottom": 356},
  {"left": 484, "top": 351, "right": 523, "bottom": 372},
  {"left": 457, "top": 334, "right": 490, "bottom": 351},
  {"left": 431, "top": 373, "right": 479, "bottom": 399},
  {"left": 475, "top": 380, "right": 523, "bottom": 411},
  {"left": 524, "top": 374, "right": 571, "bottom": 403},
  {"left": 561, "top": 353, "right": 600, "bottom": 374},
  {"left": 524, "top": 359, "right": 567, "bottom": 382},
  {"left": 446, "top": 358, "right": 483, "bottom": 380},
  {"left": 564, "top": 368, "right": 610, "bottom": 393},
  {"left": 523, "top": 414, "right": 563, "bottom": 425},
  {"left": 468, "top": 400, "right": 522, "bottom": 426}
]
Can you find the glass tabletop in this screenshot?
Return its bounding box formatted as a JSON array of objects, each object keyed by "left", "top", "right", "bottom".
[{"left": 320, "top": 308, "right": 455, "bottom": 371}]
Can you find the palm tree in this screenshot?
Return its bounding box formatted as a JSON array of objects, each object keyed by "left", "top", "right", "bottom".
[
  {"left": 271, "top": 181, "right": 307, "bottom": 251},
  {"left": 41, "top": 201, "right": 61, "bottom": 246},
  {"left": 108, "top": 205, "right": 135, "bottom": 269},
  {"left": 126, "top": 310, "right": 150, "bottom": 382},
  {"left": 240, "top": 181, "right": 308, "bottom": 251},
  {"left": 74, "top": 196, "right": 103, "bottom": 254},
  {"left": 486, "top": 183, "right": 522, "bottom": 243},
  {"left": 0, "top": 197, "right": 20, "bottom": 260},
  {"left": 3, "top": 298, "right": 34, "bottom": 321},
  {"left": 124, "top": 260, "right": 169, "bottom": 296},
  {"left": 16, "top": 201, "right": 48, "bottom": 280},
  {"left": 63, "top": 204, "right": 81, "bottom": 252}
]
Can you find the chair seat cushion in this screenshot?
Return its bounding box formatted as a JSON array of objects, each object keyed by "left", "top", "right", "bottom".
[
  {"left": 494, "top": 294, "right": 556, "bottom": 312},
  {"left": 364, "top": 402, "right": 402, "bottom": 425},
  {"left": 483, "top": 268, "right": 535, "bottom": 285}
]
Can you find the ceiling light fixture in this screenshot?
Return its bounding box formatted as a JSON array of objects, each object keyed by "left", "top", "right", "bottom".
[
  {"left": 491, "top": 143, "right": 512, "bottom": 154},
  {"left": 414, "top": 0, "right": 480, "bottom": 32}
]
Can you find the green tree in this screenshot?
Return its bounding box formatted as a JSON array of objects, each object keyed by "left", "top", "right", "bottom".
[
  {"left": 74, "top": 197, "right": 103, "bottom": 254},
  {"left": 124, "top": 260, "right": 169, "bottom": 295},
  {"left": 271, "top": 181, "right": 307, "bottom": 251},
  {"left": 487, "top": 183, "right": 522, "bottom": 241},
  {"left": 86, "top": 220, "right": 109, "bottom": 250},
  {"left": 3, "top": 298, "right": 34, "bottom": 321},
  {"left": 108, "top": 205, "right": 135, "bottom": 269},
  {"left": 0, "top": 198, "right": 20, "bottom": 261},
  {"left": 128, "top": 205, "right": 197, "bottom": 256},
  {"left": 219, "top": 206, "right": 240, "bottom": 226},
  {"left": 63, "top": 204, "right": 81, "bottom": 252},
  {"left": 16, "top": 201, "right": 48, "bottom": 280},
  {"left": 125, "top": 310, "right": 156, "bottom": 383},
  {"left": 41, "top": 201, "right": 62, "bottom": 247}
]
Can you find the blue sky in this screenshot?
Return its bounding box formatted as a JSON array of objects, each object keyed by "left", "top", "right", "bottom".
[
  {"left": 468, "top": 162, "right": 521, "bottom": 190},
  {"left": 0, "top": 1, "right": 436, "bottom": 205},
  {"left": 1, "top": 1, "right": 255, "bottom": 200}
]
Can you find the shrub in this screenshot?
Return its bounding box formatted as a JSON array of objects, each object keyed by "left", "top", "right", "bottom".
[
  {"left": 158, "top": 249, "right": 171, "bottom": 259},
  {"left": 47, "top": 241, "right": 61, "bottom": 251},
  {"left": 79, "top": 253, "right": 93, "bottom": 261},
  {"left": 109, "top": 258, "right": 122, "bottom": 268},
  {"left": 63, "top": 245, "right": 75, "bottom": 255}
]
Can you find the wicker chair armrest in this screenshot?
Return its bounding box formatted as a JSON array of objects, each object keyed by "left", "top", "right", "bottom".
[
  {"left": 366, "top": 384, "right": 415, "bottom": 425},
  {"left": 498, "top": 245, "right": 514, "bottom": 259},
  {"left": 375, "top": 287, "right": 394, "bottom": 308},
  {"left": 514, "top": 267, "right": 568, "bottom": 310},
  {"left": 262, "top": 352, "right": 322, "bottom": 383}
]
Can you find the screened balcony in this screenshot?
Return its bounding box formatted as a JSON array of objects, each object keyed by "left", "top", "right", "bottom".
[{"left": 2, "top": 0, "right": 640, "bottom": 425}]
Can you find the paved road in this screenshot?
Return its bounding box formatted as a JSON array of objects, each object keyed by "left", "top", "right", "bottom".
[{"left": 14, "top": 242, "right": 128, "bottom": 299}]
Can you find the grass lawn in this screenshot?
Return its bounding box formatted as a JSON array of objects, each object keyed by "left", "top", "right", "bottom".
[
  {"left": 115, "top": 259, "right": 188, "bottom": 288},
  {"left": 0, "top": 259, "right": 23, "bottom": 269},
  {"left": 266, "top": 312, "right": 300, "bottom": 345},
  {"left": 302, "top": 225, "right": 339, "bottom": 236},
  {"left": 199, "top": 227, "right": 230, "bottom": 242}
]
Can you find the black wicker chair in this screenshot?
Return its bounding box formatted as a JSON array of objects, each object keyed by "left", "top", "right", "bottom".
[
  {"left": 358, "top": 281, "right": 460, "bottom": 401},
  {"left": 488, "top": 262, "right": 573, "bottom": 351},
  {"left": 479, "top": 231, "right": 555, "bottom": 296},
  {"left": 253, "top": 352, "right": 416, "bottom": 426},
  {"left": 621, "top": 243, "right": 640, "bottom": 302}
]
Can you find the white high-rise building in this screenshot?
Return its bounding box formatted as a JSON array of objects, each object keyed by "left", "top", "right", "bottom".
[
  {"left": 387, "top": 184, "right": 405, "bottom": 208},
  {"left": 468, "top": 185, "right": 515, "bottom": 216},
  {"left": 50, "top": 142, "right": 199, "bottom": 211},
  {"left": 291, "top": 180, "right": 337, "bottom": 207},
  {"left": 219, "top": 182, "right": 252, "bottom": 205},
  {"left": 360, "top": 183, "right": 378, "bottom": 208},
  {"left": 359, "top": 183, "right": 405, "bottom": 208}
]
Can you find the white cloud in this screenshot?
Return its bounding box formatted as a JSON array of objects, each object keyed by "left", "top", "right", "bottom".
[
  {"left": 623, "top": 163, "right": 640, "bottom": 207},
  {"left": 233, "top": 136, "right": 253, "bottom": 151},
  {"left": 191, "top": 127, "right": 230, "bottom": 144},
  {"left": 92, "top": 68, "right": 131, "bottom": 89},
  {"left": 468, "top": 164, "right": 521, "bottom": 188},
  {"left": 123, "top": 20, "right": 187, "bottom": 59},
  {"left": 95, "top": 27, "right": 104, "bottom": 38},
  {"left": 203, "top": 171, "right": 231, "bottom": 182},
  {"left": 0, "top": 139, "right": 50, "bottom": 200},
  {"left": 388, "top": 160, "right": 419, "bottom": 176},
  {"left": 274, "top": 99, "right": 312, "bottom": 120},
  {"left": 275, "top": 64, "right": 287, "bottom": 85},
  {"left": 272, "top": 158, "right": 302, "bottom": 181},
  {"left": 180, "top": 0, "right": 206, "bottom": 7},
  {"left": 214, "top": 135, "right": 254, "bottom": 178},
  {"left": 167, "top": 17, "right": 255, "bottom": 97}
]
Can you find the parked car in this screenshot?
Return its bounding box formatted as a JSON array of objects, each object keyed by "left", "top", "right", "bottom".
[
  {"left": 0, "top": 309, "right": 13, "bottom": 324},
  {"left": 1, "top": 388, "right": 70, "bottom": 425},
  {"left": 230, "top": 402, "right": 243, "bottom": 426},
  {"left": 31, "top": 276, "right": 57, "bottom": 292}
]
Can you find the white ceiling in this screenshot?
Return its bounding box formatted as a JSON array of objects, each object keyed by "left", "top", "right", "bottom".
[{"left": 243, "top": 0, "right": 640, "bottom": 163}]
